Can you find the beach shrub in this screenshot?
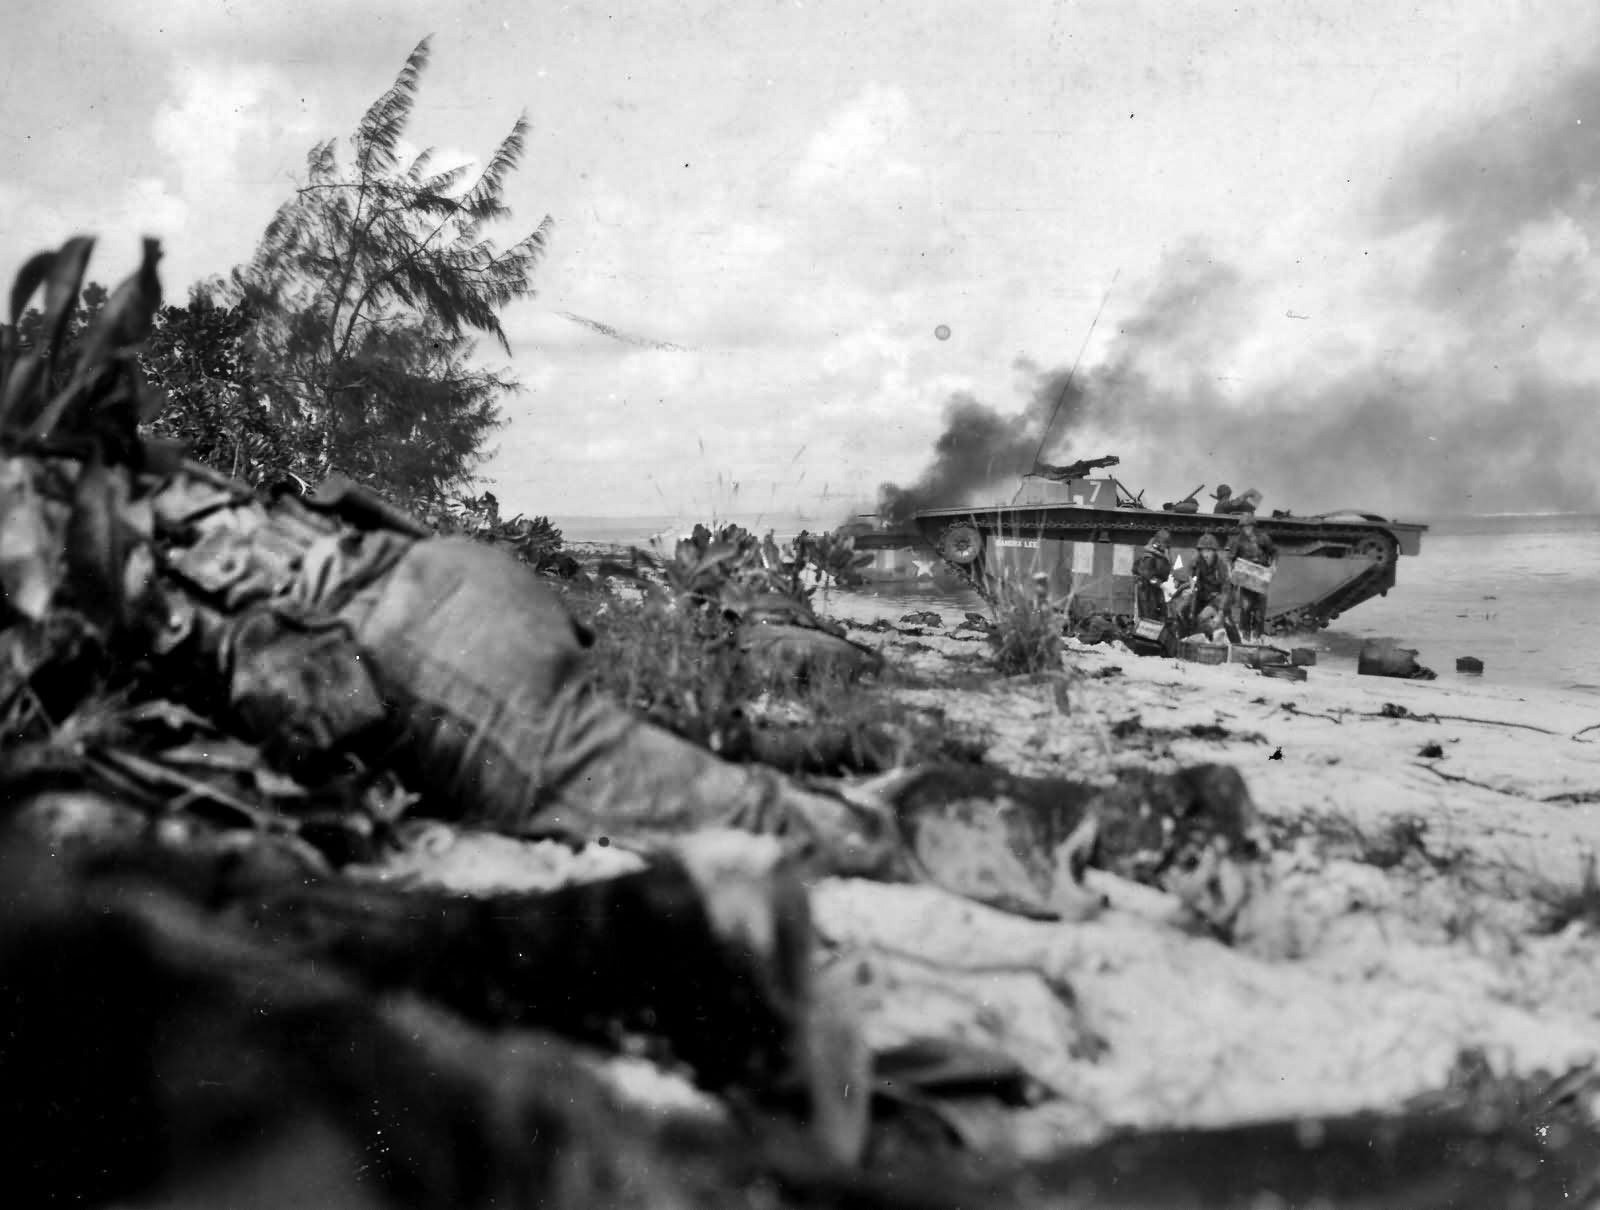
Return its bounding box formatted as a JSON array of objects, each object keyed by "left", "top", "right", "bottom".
[
  {"left": 652, "top": 522, "right": 870, "bottom": 611},
  {"left": 415, "top": 489, "right": 568, "bottom": 571},
  {"left": 987, "top": 594, "right": 1064, "bottom": 676},
  {"left": 574, "top": 565, "right": 984, "bottom": 775}
]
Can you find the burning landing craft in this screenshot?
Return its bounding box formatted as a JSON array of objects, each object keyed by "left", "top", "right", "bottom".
[{"left": 849, "top": 456, "right": 1427, "bottom": 635}]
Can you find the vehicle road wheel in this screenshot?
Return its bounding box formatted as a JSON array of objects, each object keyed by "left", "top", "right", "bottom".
[
  {"left": 939, "top": 523, "right": 983, "bottom": 566},
  {"left": 1352, "top": 535, "right": 1396, "bottom": 564}
]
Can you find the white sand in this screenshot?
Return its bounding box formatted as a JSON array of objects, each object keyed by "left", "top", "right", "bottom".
[{"left": 815, "top": 608, "right": 1600, "bottom": 1156}]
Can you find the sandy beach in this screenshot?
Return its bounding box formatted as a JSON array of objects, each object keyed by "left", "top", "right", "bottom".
[{"left": 804, "top": 598, "right": 1600, "bottom": 1157}]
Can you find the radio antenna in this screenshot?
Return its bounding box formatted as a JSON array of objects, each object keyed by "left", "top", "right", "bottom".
[{"left": 1027, "top": 269, "right": 1120, "bottom": 474}]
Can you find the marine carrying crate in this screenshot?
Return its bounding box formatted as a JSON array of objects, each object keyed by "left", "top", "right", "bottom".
[
  {"left": 1229, "top": 558, "right": 1274, "bottom": 593},
  {"left": 1132, "top": 618, "right": 1166, "bottom": 642}
]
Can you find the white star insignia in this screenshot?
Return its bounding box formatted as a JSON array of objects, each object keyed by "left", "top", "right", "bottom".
[{"left": 911, "top": 558, "right": 934, "bottom": 578}]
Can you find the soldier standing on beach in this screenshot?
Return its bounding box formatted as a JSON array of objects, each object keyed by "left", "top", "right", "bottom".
[
  {"left": 1225, "top": 515, "right": 1277, "bottom": 643},
  {"left": 1133, "top": 530, "right": 1173, "bottom": 622},
  {"left": 1189, "top": 531, "right": 1235, "bottom": 640}
]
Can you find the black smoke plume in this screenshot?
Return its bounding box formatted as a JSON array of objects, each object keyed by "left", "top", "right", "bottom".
[
  {"left": 875, "top": 375, "right": 1094, "bottom": 523},
  {"left": 882, "top": 44, "right": 1600, "bottom": 520}
]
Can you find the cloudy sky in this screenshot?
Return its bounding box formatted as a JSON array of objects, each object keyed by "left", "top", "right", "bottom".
[{"left": 4, "top": 1, "right": 1598, "bottom": 522}]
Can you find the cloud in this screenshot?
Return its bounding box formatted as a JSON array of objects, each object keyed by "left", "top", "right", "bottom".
[{"left": 790, "top": 83, "right": 915, "bottom": 193}]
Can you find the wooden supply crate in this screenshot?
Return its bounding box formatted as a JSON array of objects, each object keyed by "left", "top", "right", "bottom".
[
  {"left": 1185, "top": 642, "right": 1228, "bottom": 665},
  {"left": 1229, "top": 558, "right": 1274, "bottom": 593}
]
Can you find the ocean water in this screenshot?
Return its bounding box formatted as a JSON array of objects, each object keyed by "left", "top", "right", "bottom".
[
  {"left": 559, "top": 512, "right": 1600, "bottom": 696},
  {"left": 553, "top": 513, "right": 825, "bottom": 550}
]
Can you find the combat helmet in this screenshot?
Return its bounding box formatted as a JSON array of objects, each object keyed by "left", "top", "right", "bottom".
[{"left": 1197, "top": 532, "right": 1219, "bottom": 550}]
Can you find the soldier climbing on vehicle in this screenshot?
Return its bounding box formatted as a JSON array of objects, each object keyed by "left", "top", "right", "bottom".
[{"left": 1213, "top": 484, "right": 1264, "bottom": 516}]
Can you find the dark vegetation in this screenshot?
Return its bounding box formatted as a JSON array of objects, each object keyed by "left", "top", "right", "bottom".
[
  {"left": 11, "top": 37, "right": 548, "bottom": 519},
  {"left": 986, "top": 593, "right": 1064, "bottom": 676},
  {"left": 571, "top": 523, "right": 992, "bottom": 774}
]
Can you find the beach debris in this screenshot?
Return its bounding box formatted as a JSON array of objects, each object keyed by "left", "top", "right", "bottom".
[
  {"left": 1281, "top": 701, "right": 1345, "bottom": 724},
  {"left": 848, "top": 616, "right": 898, "bottom": 633},
  {"left": 900, "top": 610, "right": 942, "bottom": 628},
  {"left": 1371, "top": 702, "right": 1559, "bottom": 736},
  {"left": 1260, "top": 663, "right": 1308, "bottom": 683},
  {"left": 1418, "top": 741, "right": 1446, "bottom": 758},
  {"left": 878, "top": 763, "right": 1263, "bottom": 935},
  {"left": 1357, "top": 638, "right": 1437, "bottom": 680},
  {"left": 1269, "top": 747, "right": 1284, "bottom": 760},
  {"left": 1185, "top": 722, "right": 1246, "bottom": 741},
  {"left": 1291, "top": 647, "right": 1317, "bottom": 666},
  {"left": 1456, "top": 655, "right": 1485, "bottom": 674},
  {"left": 1413, "top": 762, "right": 1525, "bottom": 799},
  {"left": 1110, "top": 714, "right": 1142, "bottom": 739}
]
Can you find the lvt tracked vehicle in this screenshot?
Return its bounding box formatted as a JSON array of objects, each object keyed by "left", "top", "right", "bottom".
[{"left": 852, "top": 457, "right": 1427, "bottom": 635}]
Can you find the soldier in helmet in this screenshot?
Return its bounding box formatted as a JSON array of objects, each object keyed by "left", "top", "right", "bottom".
[
  {"left": 1188, "top": 530, "right": 1235, "bottom": 640},
  {"left": 1212, "top": 484, "right": 1262, "bottom": 516},
  {"left": 1225, "top": 514, "right": 1278, "bottom": 642},
  {"left": 1133, "top": 529, "right": 1173, "bottom": 623}
]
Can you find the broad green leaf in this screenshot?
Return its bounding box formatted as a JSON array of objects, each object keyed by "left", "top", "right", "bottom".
[
  {"left": 0, "top": 456, "right": 61, "bottom": 621},
  {"left": 9, "top": 250, "right": 57, "bottom": 328},
  {"left": 39, "top": 236, "right": 96, "bottom": 357}
]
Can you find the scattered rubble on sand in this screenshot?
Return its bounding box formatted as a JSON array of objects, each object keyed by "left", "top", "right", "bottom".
[{"left": 6, "top": 236, "right": 1600, "bottom": 1206}]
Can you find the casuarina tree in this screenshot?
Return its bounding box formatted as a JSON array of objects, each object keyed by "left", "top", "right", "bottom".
[{"left": 235, "top": 36, "right": 552, "bottom": 507}]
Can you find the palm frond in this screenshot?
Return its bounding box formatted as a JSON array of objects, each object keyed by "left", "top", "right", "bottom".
[
  {"left": 354, "top": 36, "right": 432, "bottom": 179},
  {"left": 462, "top": 113, "right": 528, "bottom": 213},
  {"left": 404, "top": 146, "right": 435, "bottom": 183}
]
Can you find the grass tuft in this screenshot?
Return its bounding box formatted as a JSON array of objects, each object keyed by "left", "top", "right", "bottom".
[{"left": 986, "top": 592, "right": 1064, "bottom": 676}]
